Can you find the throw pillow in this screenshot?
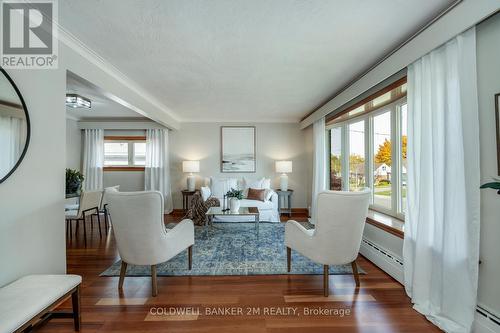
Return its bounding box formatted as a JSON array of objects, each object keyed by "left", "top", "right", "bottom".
[{"left": 247, "top": 188, "right": 266, "bottom": 202}]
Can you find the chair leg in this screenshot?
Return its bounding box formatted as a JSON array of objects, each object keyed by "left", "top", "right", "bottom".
[
  {"left": 188, "top": 246, "right": 192, "bottom": 270},
  {"left": 151, "top": 265, "right": 158, "bottom": 297},
  {"left": 97, "top": 211, "right": 102, "bottom": 238},
  {"left": 118, "top": 261, "right": 127, "bottom": 289},
  {"left": 287, "top": 247, "right": 291, "bottom": 272},
  {"left": 66, "top": 220, "right": 69, "bottom": 238},
  {"left": 71, "top": 286, "right": 81, "bottom": 331},
  {"left": 82, "top": 216, "right": 87, "bottom": 248},
  {"left": 70, "top": 220, "right": 73, "bottom": 238},
  {"left": 323, "top": 265, "right": 329, "bottom": 297},
  {"left": 104, "top": 211, "right": 109, "bottom": 235},
  {"left": 351, "top": 261, "right": 360, "bottom": 287}
]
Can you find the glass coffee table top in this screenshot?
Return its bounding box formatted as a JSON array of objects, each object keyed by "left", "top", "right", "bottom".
[{"left": 206, "top": 207, "right": 259, "bottom": 216}]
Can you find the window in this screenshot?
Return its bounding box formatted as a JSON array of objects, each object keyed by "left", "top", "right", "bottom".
[
  {"left": 326, "top": 79, "right": 407, "bottom": 219},
  {"left": 400, "top": 104, "right": 407, "bottom": 213},
  {"left": 373, "top": 111, "right": 392, "bottom": 209},
  {"left": 329, "top": 126, "right": 342, "bottom": 190},
  {"left": 349, "top": 120, "right": 365, "bottom": 191},
  {"left": 104, "top": 136, "right": 146, "bottom": 170}
]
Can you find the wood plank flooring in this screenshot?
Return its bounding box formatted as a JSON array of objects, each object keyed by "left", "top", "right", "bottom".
[{"left": 37, "top": 213, "right": 441, "bottom": 332}]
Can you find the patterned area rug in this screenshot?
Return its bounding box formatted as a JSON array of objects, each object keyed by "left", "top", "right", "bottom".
[{"left": 100, "top": 222, "right": 365, "bottom": 277}]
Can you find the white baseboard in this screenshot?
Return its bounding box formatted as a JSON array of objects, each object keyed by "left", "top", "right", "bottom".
[
  {"left": 359, "top": 238, "right": 404, "bottom": 284},
  {"left": 475, "top": 307, "right": 500, "bottom": 333}
]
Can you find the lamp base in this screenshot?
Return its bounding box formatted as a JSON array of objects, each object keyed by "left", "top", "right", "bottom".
[
  {"left": 280, "top": 174, "right": 288, "bottom": 191},
  {"left": 187, "top": 175, "right": 195, "bottom": 191}
]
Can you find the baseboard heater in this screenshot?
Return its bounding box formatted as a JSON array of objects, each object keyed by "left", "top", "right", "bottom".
[
  {"left": 360, "top": 238, "right": 404, "bottom": 284},
  {"left": 476, "top": 306, "right": 500, "bottom": 332}
]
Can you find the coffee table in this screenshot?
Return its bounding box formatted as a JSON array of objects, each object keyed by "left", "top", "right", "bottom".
[{"left": 205, "top": 206, "right": 260, "bottom": 235}]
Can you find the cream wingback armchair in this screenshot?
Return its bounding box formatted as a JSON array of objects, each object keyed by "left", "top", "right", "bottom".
[
  {"left": 107, "top": 190, "right": 195, "bottom": 296},
  {"left": 285, "top": 189, "right": 371, "bottom": 296}
]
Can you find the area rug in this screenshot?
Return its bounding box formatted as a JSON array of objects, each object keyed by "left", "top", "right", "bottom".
[{"left": 100, "top": 222, "right": 365, "bottom": 277}]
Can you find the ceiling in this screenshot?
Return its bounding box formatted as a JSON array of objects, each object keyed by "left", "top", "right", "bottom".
[
  {"left": 66, "top": 72, "right": 146, "bottom": 120},
  {"left": 60, "top": 0, "right": 456, "bottom": 123}
]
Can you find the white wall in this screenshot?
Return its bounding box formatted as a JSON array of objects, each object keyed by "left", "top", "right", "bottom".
[
  {"left": 0, "top": 68, "right": 66, "bottom": 287},
  {"left": 66, "top": 118, "right": 81, "bottom": 170},
  {"left": 169, "top": 122, "right": 312, "bottom": 210},
  {"left": 476, "top": 12, "right": 500, "bottom": 318}
]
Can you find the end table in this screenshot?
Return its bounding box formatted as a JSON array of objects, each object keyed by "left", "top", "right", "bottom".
[
  {"left": 276, "top": 189, "right": 293, "bottom": 217},
  {"left": 181, "top": 189, "right": 197, "bottom": 212}
]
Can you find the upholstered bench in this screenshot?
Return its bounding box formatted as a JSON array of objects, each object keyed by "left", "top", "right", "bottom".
[{"left": 0, "top": 275, "right": 82, "bottom": 333}]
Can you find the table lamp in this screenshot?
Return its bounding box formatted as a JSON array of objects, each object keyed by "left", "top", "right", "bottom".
[
  {"left": 182, "top": 160, "right": 200, "bottom": 191},
  {"left": 276, "top": 160, "right": 292, "bottom": 191}
]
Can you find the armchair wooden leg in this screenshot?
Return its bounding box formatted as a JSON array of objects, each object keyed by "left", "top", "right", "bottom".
[
  {"left": 287, "top": 247, "right": 291, "bottom": 272},
  {"left": 118, "top": 261, "right": 127, "bottom": 289},
  {"left": 188, "top": 246, "right": 193, "bottom": 270},
  {"left": 351, "top": 261, "right": 360, "bottom": 287},
  {"left": 71, "top": 286, "right": 81, "bottom": 331},
  {"left": 151, "top": 265, "right": 158, "bottom": 297},
  {"left": 323, "top": 265, "right": 329, "bottom": 297}
]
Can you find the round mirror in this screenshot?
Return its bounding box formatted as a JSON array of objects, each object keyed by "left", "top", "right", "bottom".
[{"left": 0, "top": 67, "right": 30, "bottom": 184}]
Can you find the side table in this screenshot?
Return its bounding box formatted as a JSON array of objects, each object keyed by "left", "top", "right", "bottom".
[
  {"left": 276, "top": 189, "right": 293, "bottom": 217},
  {"left": 181, "top": 189, "right": 197, "bottom": 212}
]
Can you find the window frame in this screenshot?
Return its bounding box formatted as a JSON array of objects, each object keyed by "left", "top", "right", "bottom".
[
  {"left": 326, "top": 96, "right": 407, "bottom": 220},
  {"left": 103, "top": 136, "right": 146, "bottom": 171}
]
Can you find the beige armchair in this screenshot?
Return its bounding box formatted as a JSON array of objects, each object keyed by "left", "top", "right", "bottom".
[
  {"left": 285, "top": 189, "right": 371, "bottom": 296},
  {"left": 106, "top": 190, "right": 195, "bottom": 296}
]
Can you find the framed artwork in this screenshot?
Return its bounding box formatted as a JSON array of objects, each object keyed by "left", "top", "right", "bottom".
[
  {"left": 496, "top": 93, "right": 500, "bottom": 175},
  {"left": 221, "top": 126, "right": 256, "bottom": 173}
]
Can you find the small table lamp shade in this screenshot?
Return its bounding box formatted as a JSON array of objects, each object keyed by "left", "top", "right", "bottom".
[
  {"left": 276, "top": 161, "right": 292, "bottom": 191},
  {"left": 183, "top": 161, "right": 200, "bottom": 191},
  {"left": 183, "top": 160, "right": 200, "bottom": 173},
  {"left": 275, "top": 161, "right": 292, "bottom": 174}
]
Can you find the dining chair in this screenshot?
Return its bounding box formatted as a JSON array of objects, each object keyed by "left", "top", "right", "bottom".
[
  {"left": 285, "top": 189, "right": 371, "bottom": 296},
  {"left": 92, "top": 185, "right": 120, "bottom": 234},
  {"left": 65, "top": 190, "right": 103, "bottom": 247},
  {"left": 106, "top": 190, "right": 195, "bottom": 296}
]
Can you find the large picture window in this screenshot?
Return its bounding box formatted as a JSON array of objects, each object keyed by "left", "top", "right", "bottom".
[{"left": 327, "top": 80, "right": 407, "bottom": 219}]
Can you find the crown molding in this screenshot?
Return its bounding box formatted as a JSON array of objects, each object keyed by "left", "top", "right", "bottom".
[
  {"left": 57, "top": 24, "right": 181, "bottom": 125},
  {"left": 180, "top": 117, "right": 300, "bottom": 124}
]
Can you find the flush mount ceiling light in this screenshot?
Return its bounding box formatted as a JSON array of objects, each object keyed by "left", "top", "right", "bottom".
[{"left": 65, "top": 93, "right": 91, "bottom": 109}]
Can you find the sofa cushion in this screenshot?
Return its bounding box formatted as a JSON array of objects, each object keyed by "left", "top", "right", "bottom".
[
  {"left": 247, "top": 188, "right": 266, "bottom": 201},
  {"left": 200, "top": 186, "right": 211, "bottom": 202},
  {"left": 210, "top": 177, "right": 238, "bottom": 199}
]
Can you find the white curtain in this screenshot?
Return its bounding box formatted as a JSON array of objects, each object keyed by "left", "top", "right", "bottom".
[
  {"left": 82, "top": 129, "right": 104, "bottom": 191},
  {"left": 311, "top": 117, "right": 326, "bottom": 222},
  {"left": 404, "top": 27, "right": 480, "bottom": 333},
  {"left": 0, "top": 115, "right": 26, "bottom": 178},
  {"left": 145, "top": 128, "right": 173, "bottom": 213}
]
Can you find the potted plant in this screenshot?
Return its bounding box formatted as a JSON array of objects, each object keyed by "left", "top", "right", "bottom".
[
  {"left": 480, "top": 176, "right": 500, "bottom": 194},
  {"left": 226, "top": 188, "right": 243, "bottom": 212},
  {"left": 66, "top": 168, "right": 84, "bottom": 195}
]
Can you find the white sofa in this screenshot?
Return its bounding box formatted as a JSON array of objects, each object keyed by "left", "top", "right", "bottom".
[{"left": 201, "top": 177, "right": 280, "bottom": 222}]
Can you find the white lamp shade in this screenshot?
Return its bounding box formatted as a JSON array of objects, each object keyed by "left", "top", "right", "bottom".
[
  {"left": 275, "top": 160, "right": 292, "bottom": 173},
  {"left": 183, "top": 160, "right": 200, "bottom": 173}
]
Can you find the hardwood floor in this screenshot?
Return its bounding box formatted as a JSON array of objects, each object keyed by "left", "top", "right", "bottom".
[{"left": 38, "top": 213, "right": 440, "bottom": 332}]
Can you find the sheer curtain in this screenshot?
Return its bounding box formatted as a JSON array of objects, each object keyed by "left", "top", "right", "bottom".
[
  {"left": 82, "top": 129, "right": 104, "bottom": 191},
  {"left": 311, "top": 117, "right": 326, "bottom": 222},
  {"left": 404, "top": 27, "right": 480, "bottom": 333},
  {"left": 145, "top": 129, "right": 173, "bottom": 213},
  {"left": 0, "top": 115, "right": 26, "bottom": 177}
]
